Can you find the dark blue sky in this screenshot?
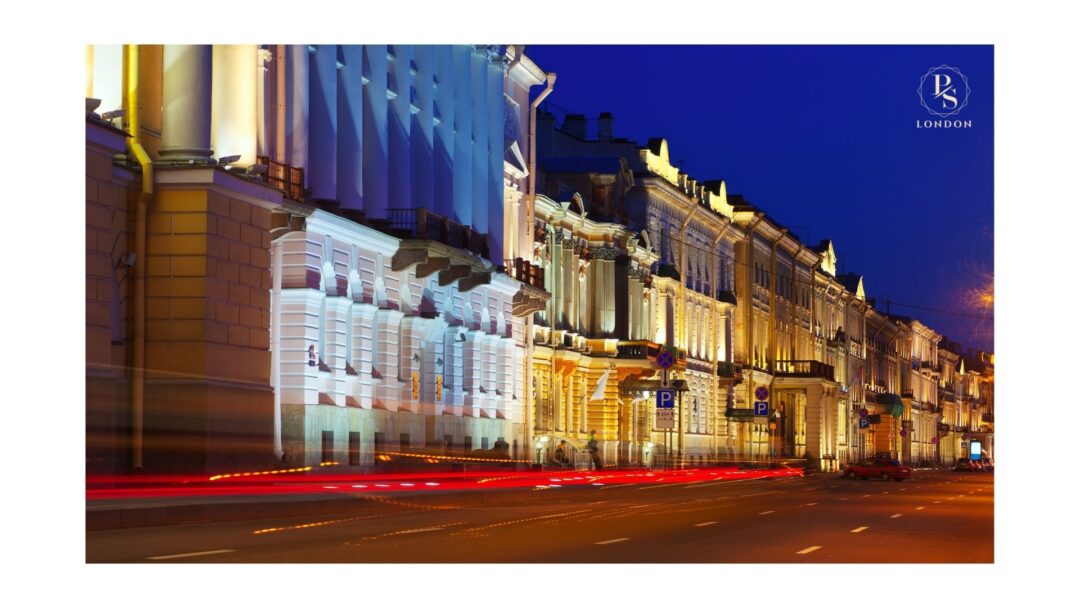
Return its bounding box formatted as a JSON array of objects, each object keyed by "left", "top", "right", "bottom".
[{"left": 527, "top": 45, "right": 994, "bottom": 352}]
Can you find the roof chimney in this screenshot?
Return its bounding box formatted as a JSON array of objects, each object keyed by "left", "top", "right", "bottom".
[
  {"left": 563, "top": 114, "right": 586, "bottom": 139},
  {"left": 598, "top": 112, "right": 613, "bottom": 141}
]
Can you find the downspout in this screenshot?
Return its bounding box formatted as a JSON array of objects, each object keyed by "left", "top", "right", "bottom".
[
  {"left": 525, "top": 65, "right": 556, "bottom": 462},
  {"left": 271, "top": 235, "right": 286, "bottom": 461},
  {"left": 124, "top": 45, "right": 153, "bottom": 471}
]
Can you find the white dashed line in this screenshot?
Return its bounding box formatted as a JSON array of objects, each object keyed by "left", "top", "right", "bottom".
[
  {"left": 796, "top": 546, "right": 822, "bottom": 555},
  {"left": 759, "top": 510, "right": 775, "bottom": 515},
  {"left": 915, "top": 506, "right": 925, "bottom": 510},
  {"left": 148, "top": 549, "right": 236, "bottom": 560},
  {"left": 862, "top": 494, "right": 871, "bottom": 498},
  {"left": 804, "top": 502, "right": 818, "bottom": 506},
  {"left": 851, "top": 526, "right": 868, "bottom": 533},
  {"left": 839, "top": 497, "right": 848, "bottom": 501},
  {"left": 694, "top": 521, "right": 718, "bottom": 527},
  {"left": 891, "top": 514, "right": 903, "bottom": 518},
  {"left": 595, "top": 538, "right": 630, "bottom": 545},
  {"left": 933, "top": 500, "right": 941, "bottom": 504}
]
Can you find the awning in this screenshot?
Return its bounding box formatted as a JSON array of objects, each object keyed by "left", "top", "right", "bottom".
[{"left": 875, "top": 393, "right": 904, "bottom": 417}]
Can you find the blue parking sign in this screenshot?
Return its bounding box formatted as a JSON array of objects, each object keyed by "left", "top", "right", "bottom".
[
  {"left": 858, "top": 418, "right": 869, "bottom": 429},
  {"left": 657, "top": 388, "right": 676, "bottom": 409},
  {"left": 753, "top": 401, "right": 769, "bottom": 416}
]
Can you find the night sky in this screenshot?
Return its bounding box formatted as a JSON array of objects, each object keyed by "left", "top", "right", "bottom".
[{"left": 526, "top": 45, "right": 994, "bottom": 353}]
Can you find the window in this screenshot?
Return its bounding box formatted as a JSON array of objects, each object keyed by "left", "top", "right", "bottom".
[
  {"left": 321, "top": 431, "right": 334, "bottom": 463},
  {"left": 348, "top": 432, "right": 360, "bottom": 466}
]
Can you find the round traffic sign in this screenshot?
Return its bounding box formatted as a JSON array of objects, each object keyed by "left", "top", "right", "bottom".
[
  {"left": 656, "top": 350, "right": 675, "bottom": 369},
  {"left": 859, "top": 408, "right": 869, "bottom": 417},
  {"left": 754, "top": 386, "right": 769, "bottom": 401}
]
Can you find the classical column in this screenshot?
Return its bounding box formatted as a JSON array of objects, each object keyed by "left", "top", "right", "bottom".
[
  {"left": 486, "top": 46, "right": 505, "bottom": 262},
  {"left": 337, "top": 44, "right": 364, "bottom": 210},
  {"left": 308, "top": 44, "right": 338, "bottom": 201},
  {"left": 160, "top": 45, "right": 214, "bottom": 163},
  {"left": 211, "top": 45, "right": 258, "bottom": 167}
]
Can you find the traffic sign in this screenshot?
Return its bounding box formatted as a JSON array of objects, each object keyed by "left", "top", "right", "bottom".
[
  {"left": 656, "top": 388, "right": 676, "bottom": 409},
  {"left": 858, "top": 418, "right": 870, "bottom": 429},
  {"left": 656, "top": 409, "right": 675, "bottom": 429},
  {"left": 753, "top": 401, "right": 769, "bottom": 416},
  {"left": 754, "top": 386, "right": 769, "bottom": 401},
  {"left": 754, "top": 416, "right": 768, "bottom": 425},
  {"left": 657, "top": 350, "right": 675, "bottom": 369}
]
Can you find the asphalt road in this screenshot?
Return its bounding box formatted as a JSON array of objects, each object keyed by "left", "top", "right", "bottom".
[{"left": 86, "top": 469, "right": 993, "bottom": 563}]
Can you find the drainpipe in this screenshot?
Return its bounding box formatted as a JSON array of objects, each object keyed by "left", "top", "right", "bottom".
[
  {"left": 123, "top": 45, "right": 153, "bottom": 471},
  {"left": 525, "top": 65, "right": 556, "bottom": 463}
]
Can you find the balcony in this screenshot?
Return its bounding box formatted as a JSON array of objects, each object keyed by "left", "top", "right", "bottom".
[
  {"left": 387, "top": 207, "right": 489, "bottom": 258},
  {"left": 716, "top": 289, "right": 737, "bottom": 305},
  {"left": 717, "top": 361, "right": 736, "bottom": 378},
  {"left": 616, "top": 341, "right": 687, "bottom": 365},
  {"left": 773, "top": 360, "right": 835, "bottom": 382},
  {"left": 938, "top": 386, "right": 956, "bottom": 402},
  {"left": 920, "top": 361, "right": 942, "bottom": 376},
  {"left": 901, "top": 389, "right": 914, "bottom": 399},
  {"left": 982, "top": 413, "right": 994, "bottom": 423},
  {"left": 505, "top": 257, "right": 545, "bottom": 290},
  {"left": 938, "top": 423, "right": 952, "bottom": 434},
  {"left": 256, "top": 155, "right": 305, "bottom": 202}
]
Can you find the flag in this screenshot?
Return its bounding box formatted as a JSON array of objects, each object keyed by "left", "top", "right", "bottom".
[{"left": 590, "top": 368, "right": 610, "bottom": 401}]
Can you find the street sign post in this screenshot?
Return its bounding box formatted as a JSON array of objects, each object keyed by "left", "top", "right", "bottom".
[
  {"left": 657, "top": 349, "right": 675, "bottom": 369},
  {"left": 754, "top": 386, "right": 769, "bottom": 402},
  {"left": 656, "top": 409, "right": 675, "bottom": 430},
  {"left": 656, "top": 388, "right": 676, "bottom": 409},
  {"left": 754, "top": 416, "right": 768, "bottom": 425},
  {"left": 753, "top": 401, "right": 769, "bottom": 416}
]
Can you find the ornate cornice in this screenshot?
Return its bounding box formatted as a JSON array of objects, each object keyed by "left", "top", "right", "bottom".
[{"left": 591, "top": 246, "right": 620, "bottom": 260}]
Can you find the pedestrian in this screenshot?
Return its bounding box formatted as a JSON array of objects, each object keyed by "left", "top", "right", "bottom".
[
  {"left": 554, "top": 440, "right": 569, "bottom": 468},
  {"left": 587, "top": 430, "right": 602, "bottom": 471}
]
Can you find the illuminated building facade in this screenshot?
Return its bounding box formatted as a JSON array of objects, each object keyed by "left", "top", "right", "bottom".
[
  {"left": 864, "top": 308, "right": 904, "bottom": 458},
  {"left": 85, "top": 44, "right": 551, "bottom": 473},
  {"left": 937, "top": 341, "right": 961, "bottom": 465},
  {"left": 534, "top": 114, "right": 740, "bottom": 466}
]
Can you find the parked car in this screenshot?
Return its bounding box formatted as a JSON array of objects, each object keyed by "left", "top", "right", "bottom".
[
  {"left": 977, "top": 458, "right": 994, "bottom": 472},
  {"left": 843, "top": 459, "right": 912, "bottom": 481},
  {"left": 955, "top": 457, "right": 978, "bottom": 472}
]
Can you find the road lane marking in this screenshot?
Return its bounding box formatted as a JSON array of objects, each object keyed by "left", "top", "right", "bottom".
[
  {"left": 933, "top": 500, "right": 942, "bottom": 504},
  {"left": 148, "top": 549, "right": 235, "bottom": 560},
  {"left": 595, "top": 537, "right": 630, "bottom": 545},
  {"left": 948, "top": 497, "right": 955, "bottom": 500},
  {"left": 882, "top": 491, "right": 890, "bottom": 494},
  {"left": 694, "top": 521, "right": 718, "bottom": 527},
  {"left": 759, "top": 510, "right": 775, "bottom": 515},
  {"left": 839, "top": 497, "right": 848, "bottom": 500},
  {"left": 916, "top": 506, "right": 925, "bottom": 510},
  {"left": 796, "top": 546, "right": 822, "bottom": 555},
  {"left": 890, "top": 514, "right": 903, "bottom": 518},
  {"left": 851, "top": 527, "right": 868, "bottom": 533},
  {"left": 804, "top": 502, "right": 818, "bottom": 506},
  {"left": 392, "top": 526, "right": 445, "bottom": 535},
  {"left": 862, "top": 494, "right": 871, "bottom": 498}
]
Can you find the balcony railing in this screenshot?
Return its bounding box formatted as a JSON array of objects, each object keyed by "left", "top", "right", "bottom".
[
  {"left": 256, "top": 155, "right": 305, "bottom": 202},
  {"left": 982, "top": 413, "right": 994, "bottom": 423},
  {"left": 773, "top": 360, "right": 835, "bottom": 381},
  {"left": 387, "top": 208, "right": 490, "bottom": 258},
  {"left": 717, "top": 361, "right": 736, "bottom": 378},
  {"left": 938, "top": 386, "right": 956, "bottom": 402},
  {"left": 616, "top": 341, "right": 687, "bottom": 364},
  {"left": 901, "top": 389, "right": 914, "bottom": 398},
  {"left": 505, "top": 257, "right": 545, "bottom": 291}
]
